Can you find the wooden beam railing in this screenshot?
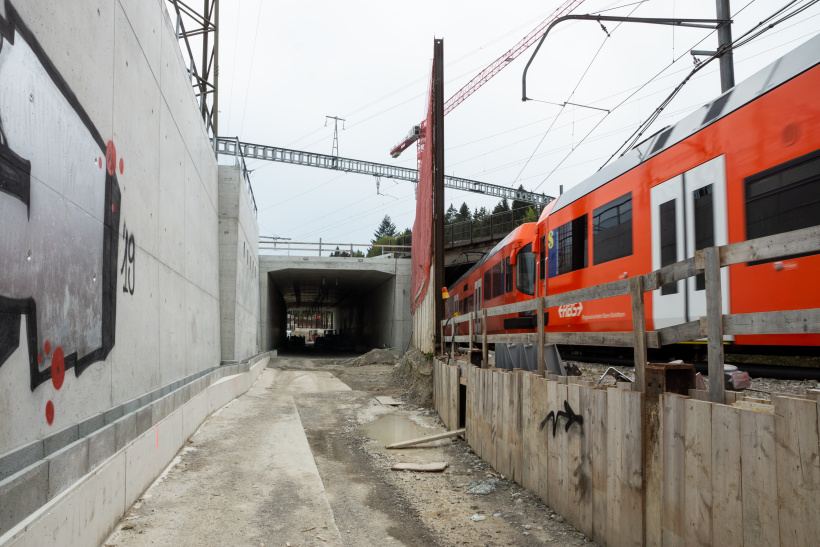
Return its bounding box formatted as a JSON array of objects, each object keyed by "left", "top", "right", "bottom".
[{"left": 442, "top": 225, "right": 820, "bottom": 402}]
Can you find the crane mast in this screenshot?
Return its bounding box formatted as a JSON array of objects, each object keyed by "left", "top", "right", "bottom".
[{"left": 389, "top": 0, "right": 584, "bottom": 159}]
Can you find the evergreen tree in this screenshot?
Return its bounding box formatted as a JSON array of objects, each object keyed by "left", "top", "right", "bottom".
[
  {"left": 445, "top": 204, "right": 458, "bottom": 225},
  {"left": 458, "top": 202, "right": 472, "bottom": 222},
  {"left": 373, "top": 215, "right": 397, "bottom": 240},
  {"left": 522, "top": 207, "right": 538, "bottom": 223},
  {"left": 492, "top": 197, "right": 510, "bottom": 214},
  {"left": 511, "top": 185, "right": 531, "bottom": 223}
]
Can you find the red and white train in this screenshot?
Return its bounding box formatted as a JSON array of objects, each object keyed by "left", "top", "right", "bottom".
[{"left": 447, "top": 34, "right": 820, "bottom": 353}]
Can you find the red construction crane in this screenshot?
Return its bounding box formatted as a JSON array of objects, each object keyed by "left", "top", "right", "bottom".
[{"left": 389, "top": 0, "right": 584, "bottom": 159}]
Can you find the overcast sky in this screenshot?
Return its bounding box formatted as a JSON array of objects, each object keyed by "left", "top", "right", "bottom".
[{"left": 211, "top": 0, "right": 820, "bottom": 249}]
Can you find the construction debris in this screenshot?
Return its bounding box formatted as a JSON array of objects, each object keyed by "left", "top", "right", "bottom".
[
  {"left": 391, "top": 462, "right": 449, "bottom": 472},
  {"left": 386, "top": 428, "right": 466, "bottom": 449}
]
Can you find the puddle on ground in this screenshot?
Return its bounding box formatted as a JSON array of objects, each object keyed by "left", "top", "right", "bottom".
[{"left": 359, "top": 413, "right": 446, "bottom": 453}]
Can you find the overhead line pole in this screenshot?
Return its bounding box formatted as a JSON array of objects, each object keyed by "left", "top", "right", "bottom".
[
  {"left": 716, "top": 0, "right": 735, "bottom": 92},
  {"left": 433, "top": 38, "right": 445, "bottom": 348}
]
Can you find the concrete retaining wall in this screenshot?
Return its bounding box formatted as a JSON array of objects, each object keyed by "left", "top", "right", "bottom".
[{"left": 0, "top": 353, "right": 270, "bottom": 545}]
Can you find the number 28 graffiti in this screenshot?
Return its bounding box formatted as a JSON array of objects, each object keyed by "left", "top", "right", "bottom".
[{"left": 120, "top": 223, "right": 135, "bottom": 295}]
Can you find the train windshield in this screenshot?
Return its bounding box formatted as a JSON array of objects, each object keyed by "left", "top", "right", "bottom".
[{"left": 515, "top": 243, "right": 535, "bottom": 295}]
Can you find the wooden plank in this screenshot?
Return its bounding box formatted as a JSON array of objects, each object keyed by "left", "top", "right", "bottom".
[
  {"left": 723, "top": 391, "right": 740, "bottom": 405},
  {"left": 620, "top": 389, "right": 644, "bottom": 547},
  {"left": 556, "top": 382, "right": 570, "bottom": 522},
  {"left": 532, "top": 377, "right": 549, "bottom": 505},
  {"left": 449, "top": 313, "right": 473, "bottom": 325},
  {"left": 537, "top": 297, "right": 545, "bottom": 376},
  {"left": 450, "top": 365, "right": 459, "bottom": 430},
  {"left": 643, "top": 256, "right": 697, "bottom": 291},
  {"left": 723, "top": 309, "right": 820, "bottom": 336},
  {"left": 577, "top": 385, "right": 595, "bottom": 538},
  {"left": 711, "top": 404, "right": 743, "bottom": 547},
  {"left": 606, "top": 386, "right": 624, "bottom": 547},
  {"left": 564, "top": 384, "right": 583, "bottom": 531},
  {"left": 590, "top": 388, "right": 608, "bottom": 545},
  {"left": 386, "top": 428, "right": 466, "bottom": 449},
  {"left": 486, "top": 333, "right": 539, "bottom": 344},
  {"left": 498, "top": 372, "right": 511, "bottom": 477},
  {"left": 484, "top": 368, "right": 492, "bottom": 466},
  {"left": 450, "top": 335, "right": 471, "bottom": 343},
  {"left": 466, "top": 366, "right": 474, "bottom": 446},
  {"left": 644, "top": 396, "right": 663, "bottom": 547},
  {"left": 773, "top": 395, "right": 820, "bottom": 546},
  {"left": 375, "top": 396, "right": 403, "bottom": 405},
  {"left": 481, "top": 308, "right": 488, "bottom": 368},
  {"left": 631, "top": 275, "right": 647, "bottom": 392},
  {"left": 704, "top": 246, "right": 725, "bottom": 404},
  {"left": 684, "top": 398, "right": 712, "bottom": 547},
  {"left": 491, "top": 370, "right": 502, "bottom": 471},
  {"left": 546, "top": 380, "right": 561, "bottom": 513},
  {"left": 545, "top": 278, "right": 631, "bottom": 308},
  {"left": 468, "top": 312, "right": 474, "bottom": 352},
  {"left": 521, "top": 372, "right": 534, "bottom": 492},
  {"left": 391, "top": 461, "right": 449, "bottom": 472},
  {"left": 688, "top": 389, "right": 710, "bottom": 402},
  {"left": 547, "top": 331, "right": 638, "bottom": 347},
  {"left": 485, "top": 298, "right": 539, "bottom": 317},
  {"left": 719, "top": 224, "right": 820, "bottom": 267},
  {"left": 656, "top": 320, "right": 702, "bottom": 346},
  {"left": 662, "top": 394, "right": 687, "bottom": 547},
  {"left": 740, "top": 408, "right": 779, "bottom": 547},
  {"left": 511, "top": 371, "right": 523, "bottom": 483}
]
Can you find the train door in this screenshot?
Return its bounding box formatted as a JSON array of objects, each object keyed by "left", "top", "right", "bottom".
[
  {"left": 474, "top": 279, "right": 482, "bottom": 334},
  {"left": 650, "top": 156, "right": 730, "bottom": 329}
]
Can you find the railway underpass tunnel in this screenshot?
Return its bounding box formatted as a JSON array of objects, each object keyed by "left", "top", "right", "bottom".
[{"left": 259, "top": 255, "right": 412, "bottom": 354}]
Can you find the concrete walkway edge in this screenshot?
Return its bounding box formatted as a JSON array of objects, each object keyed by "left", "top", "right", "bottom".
[{"left": 0, "top": 357, "right": 269, "bottom": 547}]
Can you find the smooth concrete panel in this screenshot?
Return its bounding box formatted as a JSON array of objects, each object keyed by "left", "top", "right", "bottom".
[
  {"left": 158, "top": 264, "right": 187, "bottom": 387},
  {"left": 9, "top": 0, "right": 115, "bottom": 140},
  {"left": 157, "top": 100, "right": 186, "bottom": 275},
  {"left": 182, "top": 391, "right": 209, "bottom": 441},
  {"left": 46, "top": 438, "right": 89, "bottom": 499},
  {"left": 3, "top": 450, "right": 127, "bottom": 547},
  {"left": 110, "top": 247, "right": 160, "bottom": 405},
  {"left": 0, "top": 462, "right": 48, "bottom": 538},
  {"left": 114, "top": 414, "right": 136, "bottom": 452},
  {"left": 0, "top": 441, "right": 42, "bottom": 483},
  {"left": 119, "top": 0, "right": 163, "bottom": 83},
  {"left": 112, "top": 0, "right": 161, "bottom": 259},
  {"left": 207, "top": 376, "right": 238, "bottom": 414},
  {"left": 183, "top": 153, "right": 203, "bottom": 289}
]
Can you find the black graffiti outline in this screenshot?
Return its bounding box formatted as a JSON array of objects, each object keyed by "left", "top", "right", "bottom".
[
  {"left": 120, "top": 224, "right": 135, "bottom": 295},
  {"left": 0, "top": 0, "right": 121, "bottom": 390},
  {"left": 539, "top": 400, "right": 584, "bottom": 437}
]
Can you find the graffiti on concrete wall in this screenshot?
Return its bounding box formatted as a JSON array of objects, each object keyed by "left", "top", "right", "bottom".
[
  {"left": 120, "top": 222, "right": 136, "bottom": 295},
  {"left": 0, "top": 0, "right": 122, "bottom": 422}
]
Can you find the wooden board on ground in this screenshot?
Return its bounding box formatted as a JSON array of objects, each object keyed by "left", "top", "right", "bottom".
[
  {"left": 386, "top": 428, "right": 466, "bottom": 449},
  {"left": 684, "top": 398, "right": 712, "bottom": 546},
  {"left": 375, "top": 396, "right": 403, "bottom": 406},
  {"left": 391, "top": 462, "right": 449, "bottom": 472}
]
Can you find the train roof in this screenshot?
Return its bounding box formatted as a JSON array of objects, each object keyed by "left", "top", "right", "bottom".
[
  {"left": 449, "top": 223, "right": 533, "bottom": 290},
  {"left": 552, "top": 33, "right": 820, "bottom": 213}
]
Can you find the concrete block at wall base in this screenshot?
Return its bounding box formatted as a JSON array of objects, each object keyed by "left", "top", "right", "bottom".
[
  {"left": 122, "top": 398, "right": 139, "bottom": 416},
  {"left": 87, "top": 424, "right": 116, "bottom": 471},
  {"left": 0, "top": 441, "right": 43, "bottom": 482},
  {"left": 42, "top": 426, "right": 79, "bottom": 457},
  {"left": 0, "top": 462, "right": 48, "bottom": 537},
  {"left": 114, "top": 414, "right": 137, "bottom": 452},
  {"left": 182, "top": 391, "right": 208, "bottom": 441},
  {"left": 208, "top": 375, "right": 238, "bottom": 413},
  {"left": 46, "top": 439, "right": 89, "bottom": 500},
  {"left": 103, "top": 405, "right": 124, "bottom": 425},
  {"left": 124, "top": 409, "right": 183, "bottom": 508},
  {"left": 77, "top": 413, "right": 105, "bottom": 438},
  {"left": 151, "top": 395, "right": 170, "bottom": 425},
  {"left": 135, "top": 406, "right": 153, "bottom": 436},
  {"left": 1, "top": 450, "right": 127, "bottom": 547}
]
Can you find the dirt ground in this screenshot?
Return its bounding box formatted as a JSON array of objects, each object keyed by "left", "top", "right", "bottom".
[{"left": 287, "top": 352, "right": 596, "bottom": 546}]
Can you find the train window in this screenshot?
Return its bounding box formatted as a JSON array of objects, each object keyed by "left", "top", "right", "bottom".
[
  {"left": 516, "top": 243, "right": 535, "bottom": 295},
  {"left": 492, "top": 262, "right": 503, "bottom": 298},
  {"left": 505, "top": 257, "right": 513, "bottom": 293},
  {"left": 693, "top": 185, "right": 715, "bottom": 291},
  {"left": 555, "top": 214, "right": 588, "bottom": 275},
  {"left": 468, "top": 294, "right": 474, "bottom": 314},
  {"left": 659, "top": 199, "right": 678, "bottom": 295},
  {"left": 593, "top": 193, "right": 633, "bottom": 265},
  {"left": 484, "top": 271, "right": 491, "bottom": 301},
  {"left": 539, "top": 236, "right": 546, "bottom": 281},
  {"left": 745, "top": 149, "right": 820, "bottom": 264}
]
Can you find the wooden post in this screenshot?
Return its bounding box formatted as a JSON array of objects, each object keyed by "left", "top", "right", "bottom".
[
  {"left": 468, "top": 312, "right": 474, "bottom": 356},
  {"left": 482, "top": 308, "right": 488, "bottom": 368},
  {"left": 451, "top": 320, "right": 455, "bottom": 361},
  {"left": 704, "top": 246, "right": 725, "bottom": 403},
  {"left": 536, "top": 296, "right": 545, "bottom": 376},
  {"left": 630, "top": 275, "right": 647, "bottom": 391},
  {"left": 440, "top": 319, "right": 445, "bottom": 358}
]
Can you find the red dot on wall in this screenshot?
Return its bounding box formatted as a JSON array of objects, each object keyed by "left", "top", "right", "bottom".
[
  {"left": 119, "top": 158, "right": 124, "bottom": 174},
  {"left": 45, "top": 401, "right": 55, "bottom": 425},
  {"left": 106, "top": 141, "right": 117, "bottom": 176},
  {"left": 51, "top": 347, "right": 65, "bottom": 390},
  {"left": 98, "top": 157, "right": 102, "bottom": 169},
  {"left": 38, "top": 353, "right": 42, "bottom": 364},
  {"left": 111, "top": 203, "right": 115, "bottom": 213},
  {"left": 44, "top": 340, "right": 51, "bottom": 355}
]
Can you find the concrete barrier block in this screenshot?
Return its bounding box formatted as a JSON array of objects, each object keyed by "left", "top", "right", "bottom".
[
  {"left": 42, "top": 425, "right": 79, "bottom": 457},
  {"left": 87, "top": 423, "right": 116, "bottom": 471},
  {"left": 0, "top": 461, "right": 48, "bottom": 537},
  {"left": 103, "top": 405, "right": 124, "bottom": 425},
  {"left": 138, "top": 394, "right": 151, "bottom": 409},
  {"left": 46, "top": 438, "right": 89, "bottom": 500},
  {"left": 114, "top": 414, "right": 137, "bottom": 452},
  {"left": 8, "top": 450, "right": 127, "bottom": 547},
  {"left": 182, "top": 391, "right": 208, "bottom": 441},
  {"left": 122, "top": 397, "right": 139, "bottom": 416},
  {"left": 151, "top": 395, "right": 170, "bottom": 424},
  {"left": 78, "top": 413, "right": 105, "bottom": 438},
  {"left": 124, "top": 410, "right": 183, "bottom": 509},
  {"left": 0, "top": 441, "right": 43, "bottom": 482},
  {"left": 135, "top": 406, "right": 153, "bottom": 436}
]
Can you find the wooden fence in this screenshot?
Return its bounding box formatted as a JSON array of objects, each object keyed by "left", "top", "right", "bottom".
[
  {"left": 433, "top": 226, "right": 820, "bottom": 546},
  {"left": 434, "top": 360, "right": 820, "bottom": 547}
]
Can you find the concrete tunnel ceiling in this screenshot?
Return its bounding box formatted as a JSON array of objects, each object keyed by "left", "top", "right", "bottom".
[{"left": 268, "top": 268, "right": 394, "bottom": 308}]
